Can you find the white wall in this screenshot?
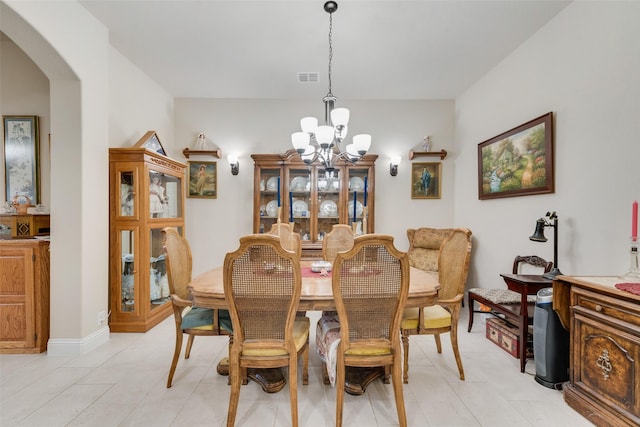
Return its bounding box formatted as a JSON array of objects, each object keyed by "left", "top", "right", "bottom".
[
  {"left": 454, "top": 1, "right": 640, "bottom": 290},
  {"left": 174, "top": 98, "right": 456, "bottom": 276}
]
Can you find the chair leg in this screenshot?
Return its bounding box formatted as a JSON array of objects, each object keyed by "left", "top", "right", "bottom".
[
  {"left": 467, "top": 294, "right": 475, "bottom": 332},
  {"left": 226, "top": 352, "right": 241, "bottom": 427},
  {"left": 391, "top": 359, "right": 408, "bottom": 427},
  {"left": 401, "top": 331, "right": 409, "bottom": 384},
  {"left": 450, "top": 323, "right": 465, "bottom": 380},
  {"left": 335, "top": 353, "right": 346, "bottom": 427},
  {"left": 167, "top": 330, "right": 183, "bottom": 388},
  {"left": 185, "top": 334, "right": 195, "bottom": 359},
  {"left": 289, "top": 356, "right": 299, "bottom": 427},
  {"left": 302, "top": 338, "right": 309, "bottom": 386},
  {"left": 434, "top": 333, "right": 443, "bottom": 353},
  {"left": 383, "top": 365, "right": 391, "bottom": 384}
]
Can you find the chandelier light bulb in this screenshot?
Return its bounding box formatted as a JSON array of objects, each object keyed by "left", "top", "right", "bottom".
[
  {"left": 300, "top": 117, "right": 318, "bottom": 134},
  {"left": 330, "top": 107, "right": 350, "bottom": 127},
  {"left": 353, "top": 134, "right": 371, "bottom": 154},
  {"left": 291, "top": 132, "right": 310, "bottom": 153},
  {"left": 316, "top": 125, "right": 335, "bottom": 148}
]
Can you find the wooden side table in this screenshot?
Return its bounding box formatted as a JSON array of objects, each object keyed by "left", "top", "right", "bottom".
[{"left": 499, "top": 274, "right": 553, "bottom": 372}]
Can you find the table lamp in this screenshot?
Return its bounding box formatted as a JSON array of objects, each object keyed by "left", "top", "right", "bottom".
[{"left": 529, "top": 211, "right": 563, "bottom": 279}]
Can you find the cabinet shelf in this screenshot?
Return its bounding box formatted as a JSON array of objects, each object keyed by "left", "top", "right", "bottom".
[
  {"left": 182, "top": 148, "right": 222, "bottom": 159},
  {"left": 408, "top": 149, "right": 447, "bottom": 160}
]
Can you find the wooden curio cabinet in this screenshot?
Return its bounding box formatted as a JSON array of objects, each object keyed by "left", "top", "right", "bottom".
[
  {"left": 252, "top": 149, "right": 377, "bottom": 259},
  {"left": 109, "top": 132, "right": 186, "bottom": 332}
]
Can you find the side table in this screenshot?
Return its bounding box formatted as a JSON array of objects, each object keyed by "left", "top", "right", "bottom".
[{"left": 499, "top": 274, "right": 552, "bottom": 372}]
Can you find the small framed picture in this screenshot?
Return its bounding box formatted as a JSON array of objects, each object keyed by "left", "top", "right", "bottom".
[
  {"left": 3, "top": 115, "right": 40, "bottom": 204},
  {"left": 187, "top": 161, "right": 217, "bottom": 198},
  {"left": 411, "top": 162, "right": 441, "bottom": 199}
]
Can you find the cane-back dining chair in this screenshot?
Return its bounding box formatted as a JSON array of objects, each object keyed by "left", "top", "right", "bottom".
[
  {"left": 162, "top": 227, "right": 232, "bottom": 388},
  {"left": 268, "top": 222, "right": 302, "bottom": 259},
  {"left": 316, "top": 224, "right": 356, "bottom": 384},
  {"left": 223, "top": 234, "right": 309, "bottom": 427},
  {"left": 401, "top": 228, "right": 472, "bottom": 383},
  {"left": 322, "top": 224, "right": 355, "bottom": 263},
  {"left": 332, "top": 234, "right": 409, "bottom": 427}
]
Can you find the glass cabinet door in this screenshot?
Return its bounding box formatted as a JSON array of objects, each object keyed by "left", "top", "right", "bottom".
[
  {"left": 347, "top": 168, "right": 369, "bottom": 235},
  {"left": 149, "top": 169, "right": 182, "bottom": 219},
  {"left": 115, "top": 163, "right": 139, "bottom": 220},
  {"left": 317, "top": 168, "right": 341, "bottom": 241},
  {"left": 258, "top": 168, "right": 282, "bottom": 233},
  {"left": 118, "top": 227, "right": 139, "bottom": 314},
  {"left": 148, "top": 227, "right": 179, "bottom": 311},
  {"left": 287, "top": 168, "right": 311, "bottom": 241}
]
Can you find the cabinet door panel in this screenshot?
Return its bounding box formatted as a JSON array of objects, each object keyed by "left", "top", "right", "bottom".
[{"left": 0, "top": 247, "right": 34, "bottom": 347}]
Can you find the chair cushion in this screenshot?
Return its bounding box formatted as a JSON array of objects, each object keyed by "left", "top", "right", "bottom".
[
  {"left": 408, "top": 248, "right": 439, "bottom": 272},
  {"left": 401, "top": 305, "right": 451, "bottom": 330},
  {"left": 469, "top": 288, "right": 536, "bottom": 304},
  {"left": 242, "top": 316, "right": 310, "bottom": 357},
  {"left": 181, "top": 307, "right": 215, "bottom": 330}
]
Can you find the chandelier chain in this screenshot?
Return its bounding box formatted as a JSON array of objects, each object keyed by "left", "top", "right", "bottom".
[{"left": 327, "top": 11, "right": 333, "bottom": 96}]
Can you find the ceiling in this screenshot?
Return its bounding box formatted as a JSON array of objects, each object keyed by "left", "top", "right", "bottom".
[{"left": 79, "top": 0, "right": 570, "bottom": 100}]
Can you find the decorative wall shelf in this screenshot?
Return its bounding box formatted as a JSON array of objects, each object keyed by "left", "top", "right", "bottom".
[
  {"left": 182, "top": 148, "right": 222, "bottom": 159},
  {"left": 408, "top": 149, "right": 447, "bottom": 160}
]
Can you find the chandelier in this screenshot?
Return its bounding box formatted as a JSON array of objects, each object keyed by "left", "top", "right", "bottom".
[{"left": 291, "top": 1, "right": 371, "bottom": 171}]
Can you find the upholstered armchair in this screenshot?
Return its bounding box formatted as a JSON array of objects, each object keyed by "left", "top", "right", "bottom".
[{"left": 401, "top": 227, "right": 472, "bottom": 383}]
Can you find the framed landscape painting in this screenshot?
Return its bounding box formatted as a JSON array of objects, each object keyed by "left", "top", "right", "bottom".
[
  {"left": 187, "top": 161, "right": 217, "bottom": 199},
  {"left": 478, "top": 112, "right": 554, "bottom": 200},
  {"left": 3, "top": 115, "right": 40, "bottom": 204}
]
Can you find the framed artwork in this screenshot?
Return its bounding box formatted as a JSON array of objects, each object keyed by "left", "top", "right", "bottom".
[
  {"left": 3, "top": 115, "right": 40, "bottom": 204},
  {"left": 187, "top": 161, "right": 217, "bottom": 198},
  {"left": 133, "top": 130, "right": 166, "bottom": 156},
  {"left": 478, "top": 112, "right": 554, "bottom": 200},
  {"left": 411, "top": 162, "right": 441, "bottom": 199}
]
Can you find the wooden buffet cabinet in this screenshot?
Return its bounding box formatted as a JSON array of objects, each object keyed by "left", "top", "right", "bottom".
[
  {"left": 109, "top": 132, "right": 186, "bottom": 332},
  {"left": 553, "top": 276, "right": 640, "bottom": 427},
  {"left": 0, "top": 239, "right": 50, "bottom": 353},
  {"left": 252, "top": 149, "right": 377, "bottom": 259}
]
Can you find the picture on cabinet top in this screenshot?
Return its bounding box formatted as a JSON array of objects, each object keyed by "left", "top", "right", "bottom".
[
  {"left": 187, "top": 161, "right": 217, "bottom": 199},
  {"left": 478, "top": 112, "right": 554, "bottom": 200}
]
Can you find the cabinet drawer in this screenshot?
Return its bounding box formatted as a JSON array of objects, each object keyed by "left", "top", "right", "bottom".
[{"left": 572, "top": 287, "right": 640, "bottom": 329}]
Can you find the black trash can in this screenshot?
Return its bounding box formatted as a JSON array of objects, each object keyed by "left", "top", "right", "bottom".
[{"left": 533, "top": 287, "right": 570, "bottom": 389}]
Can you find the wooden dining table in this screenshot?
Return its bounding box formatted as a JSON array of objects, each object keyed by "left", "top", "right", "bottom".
[{"left": 188, "top": 260, "right": 440, "bottom": 394}]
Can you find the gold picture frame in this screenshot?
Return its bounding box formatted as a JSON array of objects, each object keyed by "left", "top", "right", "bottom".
[
  {"left": 411, "top": 162, "right": 441, "bottom": 199},
  {"left": 187, "top": 161, "right": 217, "bottom": 199},
  {"left": 3, "top": 115, "right": 40, "bottom": 204}
]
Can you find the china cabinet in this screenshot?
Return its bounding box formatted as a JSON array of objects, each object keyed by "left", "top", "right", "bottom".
[
  {"left": 252, "top": 149, "right": 377, "bottom": 259},
  {"left": 109, "top": 132, "right": 186, "bottom": 332},
  {"left": 0, "top": 239, "right": 50, "bottom": 353},
  {"left": 553, "top": 276, "right": 640, "bottom": 427}
]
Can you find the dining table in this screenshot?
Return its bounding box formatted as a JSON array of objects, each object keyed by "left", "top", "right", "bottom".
[{"left": 188, "top": 260, "right": 440, "bottom": 394}]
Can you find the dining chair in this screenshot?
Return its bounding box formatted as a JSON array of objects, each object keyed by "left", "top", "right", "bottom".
[
  {"left": 162, "top": 227, "right": 232, "bottom": 388},
  {"left": 223, "top": 234, "right": 309, "bottom": 427},
  {"left": 268, "top": 222, "right": 302, "bottom": 259},
  {"left": 401, "top": 228, "right": 472, "bottom": 383},
  {"left": 332, "top": 234, "right": 409, "bottom": 427},
  {"left": 322, "top": 224, "right": 355, "bottom": 263}
]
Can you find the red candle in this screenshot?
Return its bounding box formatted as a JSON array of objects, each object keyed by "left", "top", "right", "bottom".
[{"left": 633, "top": 200, "right": 638, "bottom": 240}]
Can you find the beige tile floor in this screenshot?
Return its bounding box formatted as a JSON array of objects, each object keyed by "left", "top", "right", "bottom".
[{"left": 1, "top": 309, "right": 593, "bottom": 427}]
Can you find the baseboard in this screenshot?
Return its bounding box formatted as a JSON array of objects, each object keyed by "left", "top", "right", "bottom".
[{"left": 46, "top": 325, "right": 110, "bottom": 357}]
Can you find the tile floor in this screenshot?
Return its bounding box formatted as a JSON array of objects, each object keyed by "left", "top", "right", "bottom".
[{"left": 1, "top": 310, "right": 593, "bottom": 426}]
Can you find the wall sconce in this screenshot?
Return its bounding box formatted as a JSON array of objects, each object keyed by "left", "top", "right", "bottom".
[
  {"left": 529, "top": 211, "right": 562, "bottom": 279},
  {"left": 390, "top": 156, "right": 401, "bottom": 176},
  {"left": 227, "top": 154, "right": 239, "bottom": 175}
]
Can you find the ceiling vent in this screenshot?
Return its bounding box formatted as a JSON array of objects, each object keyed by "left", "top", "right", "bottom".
[{"left": 297, "top": 72, "right": 319, "bottom": 83}]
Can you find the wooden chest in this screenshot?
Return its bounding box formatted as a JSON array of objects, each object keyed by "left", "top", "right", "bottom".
[{"left": 486, "top": 317, "right": 520, "bottom": 358}]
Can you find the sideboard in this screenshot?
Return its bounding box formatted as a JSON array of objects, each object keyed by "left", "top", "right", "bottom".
[
  {"left": 0, "top": 238, "right": 50, "bottom": 353},
  {"left": 553, "top": 275, "right": 640, "bottom": 427}
]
